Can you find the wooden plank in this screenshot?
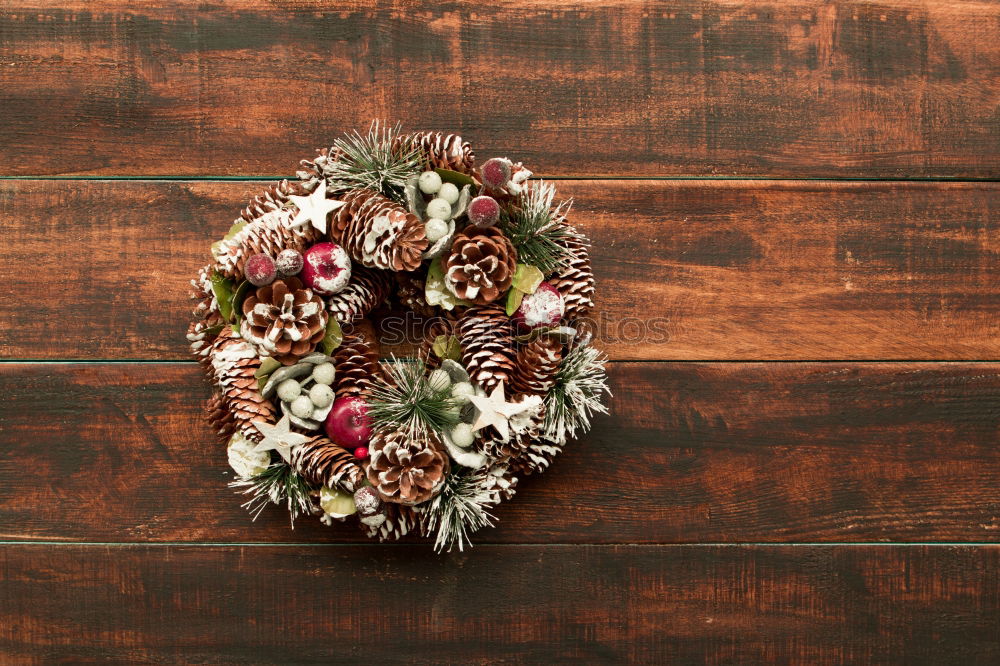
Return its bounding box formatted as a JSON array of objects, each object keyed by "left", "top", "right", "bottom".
[
  {"left": 2, "top": 179, "right": 998, "bottom": 361},
  {"left": 1, "top": 1, "right": 998, "bottom": 177},
  {"left": 0, "top": 544, "right": 997, "bottom": 663},
  {"left": 2, "top": 361, "right": 999, "bottom": 544}
]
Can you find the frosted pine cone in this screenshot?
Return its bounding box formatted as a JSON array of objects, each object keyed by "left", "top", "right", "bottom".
[
  {"left": 291, "top": 434, "right": 365, "bottom": 492},
  {"left": 326, "top": 266, "right": 392, "bottom": 323},
  {"left": 509, "top": 335, "right": 563, "bottom": 397},
  {"left": 478, "top": 395, "right": 545, "bottom": 461},
  {"left": 187, "top": 320, "right": 219, "bottom": 376},
  {"left": 236, "top": 179, "right": 309, "bottom": 225},
  {"left": 367, "top": 430, "right": 450, "bottom": 505},
  {"left": 215, "top": 208, "right": 322, "bottom": 280},
  {"left": 190, "top": 264, "right": 218, "bottom": 320},
  {"left": 206, "top": 393, "right": 236, "bottom": 444},
  {"left": 331, "top": 333, "right": 381, "bottom": 399},
  {"left": 444, "top": 227, "right": 517, "bottom": 305},
  {"left": 400, "top": 130, "right": 476, "bottom": 175},
  {"left": 209, "top": 329, "right": 277, "bottom": 444},
  {"left": 457, "top": 305, "right": 516, "bottom": 394},
  {"left": 509, "top": 440, "right": 563, "bottom": 477},
  {"left": 362, "top": 502, "right": 420, "bottom": 542},
  {"left": 550, "top": 227, "right": 595, "bottom": 322},
  {"left": 330, "top": 189, "right": 428, "bottom": 272},
  {"left": 240, "top": 277, "right": 328, "bottom": 365}
]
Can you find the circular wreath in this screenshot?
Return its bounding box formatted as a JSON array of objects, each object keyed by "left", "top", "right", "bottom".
[{"left": 187, "top": 123, "right": 610, "bottom": 551}]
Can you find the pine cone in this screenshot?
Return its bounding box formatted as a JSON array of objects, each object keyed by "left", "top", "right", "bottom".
[
  {"left": 457, "top": 305, "right": 516, "bottom": 394},
  {"left": 331, "top": 333, "right": 381, "bottom": 399},
  {"left": 395, "top": 270, "right": 438, "bottom": 318},
  {"left": 215, "top": 208, "right": 322, "bottom": 280},
  {"left": 291, "top": 434, "right": 365, "bottom": 492},
  {"left": 444, "top": 227, "right": 517, "bottom": 305},
  {"left": 368, "top": 429, "right": 450, "bottom": 505},
  {"left": 209, "top": 329, "right": 277, "bottom": 443},
  {"left": 187, "top": 319, "right": 221, "bottom": 377},
  {"left": 240, "top": 277, "right": 328, "bottom": 365},
  {"left": 297, "top": 147, "right": 343, "bottom": 192},
  {"left": 509, "top": 440, "right": 563, "bottom": 477},
  {"left": 327, "top": 266, "right": 392, "bottom": 323},
  {"left": 400, "top": 131, "right": 476, "bottom": 175},
  {"left": 361, "top": 502, "right": 420, "bottom": 542},
  {"left": 190, "top": 264, "right": 218, "bottom": 320},
  {"left": 478, "top": 396, "right": 545, "bottom": 461},
  {"left": 550, "top": 227, "right": 595, "bottom": 322},
  {"left": 236, "top": 179, "right": 309, "bottom": 225},
  {"left": 330, "top": 189, "right": 428, "bottom": 272},
  {"left": 205, "top": 393, "right": 236, "bottom": 444},
  {"left": 509, "top": 335, "right": 563, "bottom": 397}
]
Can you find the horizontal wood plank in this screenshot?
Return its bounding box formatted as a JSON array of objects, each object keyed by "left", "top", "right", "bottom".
[
  {"left": 2, "top": 361, "right": 999, "bottom": 544},
  {"left": 2, "top": 179, "right": 997, "bottom": 361},
  {"left": 1, "top": 1, "right": 999, "bottom": 177},
  {"left": 0, "top": 544, "right": 997, "bottom": 663}
]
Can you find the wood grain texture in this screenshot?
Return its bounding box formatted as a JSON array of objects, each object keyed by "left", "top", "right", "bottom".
[
  {"left": 2, "top": 361, "right": 998, "bottom": 544},
  {"left": 1, "top": 1, "right": 999, "bottom": 177},
  {"left": 1, "top": 544, "right": 998, "bottom": 663},
  {"left": 2, "top": 179, "right": 997, "bottom": 361}
]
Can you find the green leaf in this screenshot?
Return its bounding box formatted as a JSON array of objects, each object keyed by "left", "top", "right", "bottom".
[
  {"left": 255, "top": 357, "right": 282, "bottom": 392},
  {"left": 203, "top": 323, "right": 225, "bottom": 337},
  {"left": 210, "top": 271, "right": 236, "bottom": 322},
  {"left": 432, "top": 335, "right": 461, "bottom": 361},
  {"left": 230, "top": 280, "right": 252, "bottom": 325},
  {"left": 435, "top": 168, "right": 476, "bottom": 187},
  {"left": 512, "top": 264, "right": 544, "bottom": 295},
  {"left": 321, "top": 318, "right": 344, "bottom": 355},
  {"left": 505, "top": 288, "right": 525, "bottom": 316},
  {"left": 224, "top": 221, "right": 247, "bottom": 240}
]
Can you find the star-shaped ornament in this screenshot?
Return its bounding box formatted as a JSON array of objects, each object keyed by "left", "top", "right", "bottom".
[
  {"left": 467, "top": 382, "right": 532, "bottom": 442},
  {"left": 288, "top": 184, "right": 345, "bottom": 234},
  {"left": 252, "top": 414, "right": 311, "bottom": 463}
]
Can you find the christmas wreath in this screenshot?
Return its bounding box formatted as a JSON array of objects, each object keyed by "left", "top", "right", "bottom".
[{"left": 187, "top": 124, "right": 610, "bottom": 551}]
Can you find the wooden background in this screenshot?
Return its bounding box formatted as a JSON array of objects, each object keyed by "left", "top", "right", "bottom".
[{"left": 1, "top": 1, "right": 998, "bottom": 663}]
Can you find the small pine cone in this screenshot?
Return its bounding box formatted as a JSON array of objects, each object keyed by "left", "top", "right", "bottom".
[
  {"left": 240, "top": 277, "right": 328, "bottom": 365},
  {"left": 400, "top": 131, "right": 476, "bottom": 175},
  {"left": 205, "top": 393, "right": 236, "bottom": 444},
  {"left": 550, "top": 227, "right": 595, "bottom": 322},
  {"left": 362, "top": 502, "right": 420, "bottom": 542},
  {"left": 327, "top": 267, "right": 392, "bottom": 323},
  {"left": 444, "top": 227, "right": 517, "bottom": 305},
  {"left": 330, "top": 189, "right": 428, "bottom": 272},
  {"left": 291, "top": 434, "right": 365, "bottom": 493},
  {"left": 331, "top": 333, "right": 381, "bottom": 400},
  {"left": 478, "top": 397, "right": 545, "bottom": 461},
  {"left": 237, "top": 179, "right": 309, "bottom": 225},
  {"left": 457, "top": 305, "right": 516, "bottom": 394},
  {"left": 297, "top": 146, "right": 343, "bottom": 193},
  {"left": 395, "top": 270, "right": 438, "bottom": 318},
  {"left": 482, "top": 461, "right": 519, "bottom": 502},
  {"left": 509, "top": 440, "right": 563, "bottom": 477},
  {"left": 190, "top": 264, "right": 218, "bottom": 320},
  {"left": 367, "top": 429, "right": 450, "bottom": 505},
  {"left": 214, "top": 208, "right": 322, "bottom": 280},
  {"left": 187, "top": 319, "right": 221, "bottom": 377},
  {"left": 509, "top": 335, "right": 563, "bottom": 397},
  {"left": 209, "top": 329, "right": 277, "bottom": 444}
]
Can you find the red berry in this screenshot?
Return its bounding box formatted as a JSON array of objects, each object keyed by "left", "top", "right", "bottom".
[
  {"left": 468, "top": 195, "right": 500, "bottom": 228},
  {"left": 275, "top": 248, "right": 303, "bottom": 277},
  {"left": 353, "top": 446, "right": 369, "bottom": 461},
  {"left": 513, "top": 282, "right": 565, "bottom": 332},
  {"left": 301, "top": 242, "right": 352, "bottom": 295},
  {"left": 481, "top": 158, "right": 511, "bottom": 189},
  {"left": 245, "top": 253, "right": 277, "bottom": 286}
]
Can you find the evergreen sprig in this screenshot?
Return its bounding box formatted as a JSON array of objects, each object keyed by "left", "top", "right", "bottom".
[
  {"left": 499, "top": 181, "right": 579, "bottom": 274},
  {"left": 421, "top": 470, "right": 500, "bottom": 553},
  {"left": 230, "top": 460, "right": 314, "bottom": 528},
  {"left": 543, "top": 341, "right": 611, "bottom": 445},
  {"left": 324, "top": 121, "right": 422, "bottom": 203},
  {"left": 368, "top": 357, "right": 460, "bottom": 438}
]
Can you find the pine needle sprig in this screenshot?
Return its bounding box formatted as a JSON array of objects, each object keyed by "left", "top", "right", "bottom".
[
  {"left": 543, "top": 341, "right": 611, "bottom": 445},
  {"left": 421, "top": 470, "right": 501, "bottom": 553},
  {"left": 324, "top": 121, "right": 422, "bottom": 203},
  {"left": 368, "top": 357, "right": 460, "bottom": 438},
  {"left": 499, "top": 180, "right": 580, "bottom": 274},
  {"left": 229, "top": 460, "right": 315, "bottom": 528}
]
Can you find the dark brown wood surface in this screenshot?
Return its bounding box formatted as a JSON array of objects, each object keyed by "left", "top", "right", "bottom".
[
  {"left": 2, "top": 0, "right": 999, "bottom": 662},
  {"left": 1, "top": 1, "right": 999, "bottom": 177}
]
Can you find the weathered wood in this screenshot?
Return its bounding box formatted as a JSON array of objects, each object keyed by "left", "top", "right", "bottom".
[
  {"left": 0, "top": 544, "right": 997, "bottom": 663},
  {"left": 2, "top": 179, "right": 997, "bottom": 360},
  {"left": 1, "top": 1, "right": 998, "bottom": 177},
  {"left": 2, "top": 361, "right": 998, "bottom": 544}
]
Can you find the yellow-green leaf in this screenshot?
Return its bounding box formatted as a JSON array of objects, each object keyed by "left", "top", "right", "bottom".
[
  {"left": 321, "top": 318, "right": 344, "bottom": 355},
  {"left": 254, "top": 357, "right": 282, "bottom": 380},
  {"left": 230, "top": 280, "right": 252, "bottom": 325},
  {"left": 432, "top": 335, "right": 461, "bottom": 361},
  {"left": 210, "top": 270, "right": 236, "bottom": 322},
  {"left": 505, "top": 288, "right": 525, "bottom": 316},
  {"left": 512, "top": 264, "right": 544, "bottom": 295}
]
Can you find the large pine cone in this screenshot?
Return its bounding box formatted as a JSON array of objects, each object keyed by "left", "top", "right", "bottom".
[
  {"left": 399, "top": 131, "right": 476, "bottom": 175},
  {"left": 209, "top": 329, "right": 277, "bottom": 443},
  {"left": 331, "top": 333, "right": 381, "bottom": 399},
  {"left": 330, "top": 189, "right": 428, "bottom": 272},
  {"left": 367, "top": 430, "right": 449, "bottom": 505},
  {"left": 550, "top": 227, "right": 595, "bottom": 322},
  {"left": 236, "top": 179, "right": 309, "bottom": 225},
  {"left": 240, "top": 277, "right": 328, "bottom": 365},
  {"left": 291, "top": 434, "right": 365, "bottom": 492},
  {"left": 444, "top": 227, "right": 517, "bottom": 305},
  {"left": 327, "top": 266, "right": 392, "bottom": 323},
  {"left": 457, "top": 305, "right": 516, "bottom": 394},
  {"left": 215, "top": 208, "right": 321, "bottom": 280},
  {"left": 509, "top": 335, "right": 563, "bottom": 397}
]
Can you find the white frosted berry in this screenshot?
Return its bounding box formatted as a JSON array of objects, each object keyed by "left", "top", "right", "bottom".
[
  {"left": 309, "top": 383, "right": 334, "bottom": 409},
  {"left": 450, "top": 381, "right": 474, "bottom": 403},
  {"left": 418, "top": 171, "right": 443, "bottom": 194},
  {"left": 438, "top": 182, "right": 460, "bottom": 205},
  {"left": 428, "top": 368, "right": 451, "bottom": 392},
  {"left": 450, "top": 423, "right": 474, "bottom": 449},
  {"left": 424, "top": 218, "right": 449, "bottom": 243},
  {"left": 290, "top": 395, "right": 314, "bottom": 419},
  {"left": 277, "top": 379, "right": 302, "bottom": 402},
  {"left": 311, "top": 362, "right": 335, "bottom": 385},
  {"left": 425, "top": 198, "right": 452, "bottom": 221}
]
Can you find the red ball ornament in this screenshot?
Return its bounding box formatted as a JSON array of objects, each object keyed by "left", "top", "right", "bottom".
[
  {"left": 245, "top": 253, "right": 277, "bottom": 286},
  {"left": 301, "top": 242, "right": 352, "bottom": 295},
  {"left": 513, "top": 281, "right": 565, "bottom": 332},
  {"left": 353, "top": 446, "right": 369, "bottom": 461},
  {"left": 468, "top": 195, "right": 500, "bottom": 228},
  {"left": 324, "top": 396, "right": 372, "bottom": 449},
  {"left": 480, "top": 158, "right": 511, "bottom": 189}
]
